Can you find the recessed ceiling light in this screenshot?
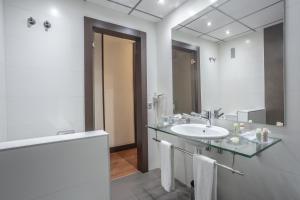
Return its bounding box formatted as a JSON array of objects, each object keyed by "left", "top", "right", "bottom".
[
  {"left": 158, "top": 0, "right": 165, "bottom": 5},
  {"left": 226, "top": 30, "right": 230, "bottom": 35},
  {"left": 245, "top": 39, "right": 251, "bottom": 44},
  {"left": 207, "top": 21, "right": 212, "bottom": 27},
  {"left": 210, "top": 0, "right": 217, "bottom": 3}
]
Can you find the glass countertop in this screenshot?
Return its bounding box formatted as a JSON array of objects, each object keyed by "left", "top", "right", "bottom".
[{"left": 147, "top": 124, "right": 281, "bottom": 158}]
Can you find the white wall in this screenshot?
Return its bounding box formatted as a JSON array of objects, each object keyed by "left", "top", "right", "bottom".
[
  {"left": 218, "top": 31, "right": 265, "bottom": 114},
  {"left": 0, "top": 132, "right": 110, "bottom": 200},
  {"left": 3, "top": 0, "right": 157, "bottom": 141},
  {"left": 0, "top": 0, "right": 6, "bottom": 141},
  {"left": 153, "top": 0, "right": 300, "bottom": 199}
]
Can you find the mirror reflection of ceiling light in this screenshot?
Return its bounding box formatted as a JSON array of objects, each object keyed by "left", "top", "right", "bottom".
[
  {"left": 207, "top": 21, "right": 212, "bottom": 27},
  {"left": 157, "top": 0, "right": 165, "bottom": 5},
  {"left": 188, "top": 10, "right": 197, "bottom": 16},
  {"left": 226, "top": 30, "right": 230, "bottom": 35},
  {"left": 50, "top": 7, "right": 60, "bottom": 17}
]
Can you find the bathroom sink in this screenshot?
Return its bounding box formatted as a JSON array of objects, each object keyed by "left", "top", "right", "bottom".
[{"left": 171, "top": 124, "right": 229, "bottom": 140}]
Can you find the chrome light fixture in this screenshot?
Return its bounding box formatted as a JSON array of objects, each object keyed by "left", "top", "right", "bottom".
[
  {"left": 27, "top": 17, "right": 36, "bottom": 28},
  {"left": 43, "top": 20, "right": 51, "bottom": 31}
]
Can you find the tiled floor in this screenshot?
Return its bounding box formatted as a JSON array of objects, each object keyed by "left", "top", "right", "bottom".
[
  {"left": 111, "top": 169, "right": 191, "bottom": 200},
  {"left": 110, "top": 148, "right": 138, "bottom": 180}
]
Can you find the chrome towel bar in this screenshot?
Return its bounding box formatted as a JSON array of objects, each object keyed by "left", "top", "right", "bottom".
[{"left": 153, "top": 138, "right": 245, "bottom": 176}]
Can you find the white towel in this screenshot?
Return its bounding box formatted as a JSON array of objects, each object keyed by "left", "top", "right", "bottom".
[
  {"left": 193, "top": 154, "right": 217, "bottom": 200},
  {"left": 160, "top": 140, "right": 175, "bottom": 192}
]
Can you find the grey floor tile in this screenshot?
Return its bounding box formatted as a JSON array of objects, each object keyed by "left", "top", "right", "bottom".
[{"left": 111, "top": 169, "right": 192, "bottom": 200}]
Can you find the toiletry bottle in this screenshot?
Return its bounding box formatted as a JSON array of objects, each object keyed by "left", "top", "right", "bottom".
[
  {"left": 256, "top": 128, "right": 262, "bottom": 142},
  {"left": 233, "top": 123, "right": 240, "bottom": 136},
  {"left": 262, "top": 128, "right": 269, "bottom": 143}
]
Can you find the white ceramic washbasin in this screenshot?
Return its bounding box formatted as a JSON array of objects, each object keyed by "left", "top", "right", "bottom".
[{"left": 171, "top": 124, "right": 229, "bottom": 140}]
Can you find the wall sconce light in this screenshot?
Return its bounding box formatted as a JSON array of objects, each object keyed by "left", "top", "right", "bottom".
[
  {"left": 209, "top": 57, "right": 216, "bottom": 63},
  {"left": 43, "top": 20, "right": 52, "bottom": 31},
  {"left": 27, "top": 17, "right": 36, "bottom": 28}
]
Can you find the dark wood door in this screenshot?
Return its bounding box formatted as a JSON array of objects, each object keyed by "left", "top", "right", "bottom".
[{"left": 172, "top": 47, "right": 198, "bottom": 114}]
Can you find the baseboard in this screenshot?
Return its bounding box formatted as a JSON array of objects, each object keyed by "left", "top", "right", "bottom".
[{"left": 110, "top": 143, "right": 137, "bottom": 153}]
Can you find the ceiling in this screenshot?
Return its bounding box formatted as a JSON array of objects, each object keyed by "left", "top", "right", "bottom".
[
  {"left": 87, "top": 0, "right": 188, "bottom": 22},
  {"left": 174, "top": 0, "right": 285, "bottom": 43}
]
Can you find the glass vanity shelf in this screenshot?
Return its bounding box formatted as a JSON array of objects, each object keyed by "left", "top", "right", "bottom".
[{"left": 147, "top": 124, "right": 282, "bottom": 158}]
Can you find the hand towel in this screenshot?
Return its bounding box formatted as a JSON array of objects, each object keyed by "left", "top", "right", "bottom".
[
  {"left": 160, "top": 140, "right": 175, "bottom": 192},
  {"left": 193, "top": 154, "right": 217, "bottom": 200}
]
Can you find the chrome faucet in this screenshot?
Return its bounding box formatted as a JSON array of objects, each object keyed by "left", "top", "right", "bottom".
[
  {"left": 201, "top": 110, "right": 212, "bottom": 127},
  {"left": 191, "top": 111, "right": 212, "bottom": 127},
  {"left": 214, "top": 108, "right": 224, "bottom": 119}
]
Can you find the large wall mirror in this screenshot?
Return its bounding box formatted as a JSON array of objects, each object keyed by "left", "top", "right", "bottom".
[{"left": 171, "top": 0, "right": 285, "bottom": 126}]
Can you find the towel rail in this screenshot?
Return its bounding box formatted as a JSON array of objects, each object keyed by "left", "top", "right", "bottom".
[{"left": 153, "top": 138, "right": 245, "bottom": 176}]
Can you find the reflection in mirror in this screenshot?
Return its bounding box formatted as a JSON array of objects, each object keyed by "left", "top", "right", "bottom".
[
  {"left": 172, "top": 0, "right": 285, "bottom": 126},
  {"left": 172, "top": 41, "right": 201, "bottom": 114}
]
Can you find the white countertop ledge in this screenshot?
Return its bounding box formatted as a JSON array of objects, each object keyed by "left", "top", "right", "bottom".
[{"left": 0, "top": 130, "right": 108, "bottom": 152}]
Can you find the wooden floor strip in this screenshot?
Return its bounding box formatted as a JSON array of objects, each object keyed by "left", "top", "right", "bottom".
[{"left": 110, "top": 148, "right": 138, "bottom": 180}]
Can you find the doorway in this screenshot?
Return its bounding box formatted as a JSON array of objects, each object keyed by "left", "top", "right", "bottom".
[
  {"left": 94, "top": 34, "right": 137, "bottom": 179},
  {"left": 172, "top": 40, "right": 201, "bottom": 114},
  {"left": 84, "top": 17, "right": 148, "bottom": 177},
  {"left": 100, "top": 35, "right": 136, "bottom": 151}
]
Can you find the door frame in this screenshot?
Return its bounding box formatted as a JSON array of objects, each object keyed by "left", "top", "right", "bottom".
[
  {"left": 84, "top": 17, "right": 148, "bottom": 173},
  {"left": 172, "top": 40, "right": 201, "bottom": 113}
]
